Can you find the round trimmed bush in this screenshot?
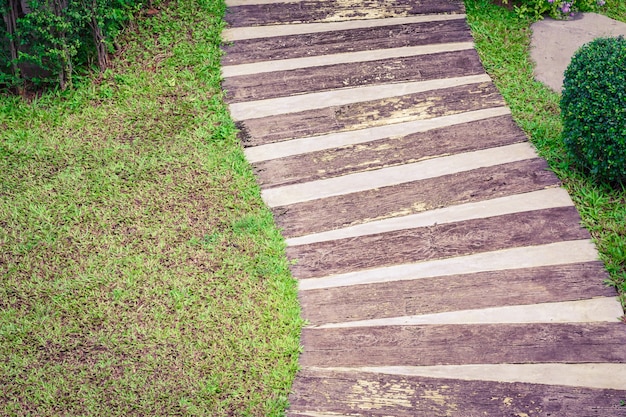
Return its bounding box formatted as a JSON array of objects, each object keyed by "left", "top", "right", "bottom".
[{"left": 560, "top": 36, "right": 626, "bottom": 184}]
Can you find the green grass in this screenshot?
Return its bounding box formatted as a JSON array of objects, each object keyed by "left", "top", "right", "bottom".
[
  {"left": 0, "top": 1, "right": 302, "bottom": 415},
  {"left": 465, "top": 0, "right": 626, "bottom": 309}
]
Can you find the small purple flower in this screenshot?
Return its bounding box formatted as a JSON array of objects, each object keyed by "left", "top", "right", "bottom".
[
  {"left": 597, "top": 0, "right": 606, "bottom": 6},
  {"left": 548, "top": 0, "right": 555, "bottom": 3}
]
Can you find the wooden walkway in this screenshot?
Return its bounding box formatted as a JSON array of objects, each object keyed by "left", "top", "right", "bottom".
[{"left": 221, "top": 1, "right": 626, "bottom": 415}]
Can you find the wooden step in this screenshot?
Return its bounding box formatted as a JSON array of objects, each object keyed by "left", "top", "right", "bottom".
[{"left": 225, "top": 0, "right": 465, "bottom": 27}]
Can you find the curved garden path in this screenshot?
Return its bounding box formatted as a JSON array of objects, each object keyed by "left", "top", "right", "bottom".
[{"left": 221, "top": 1, "right": 626, "bottom": 415}]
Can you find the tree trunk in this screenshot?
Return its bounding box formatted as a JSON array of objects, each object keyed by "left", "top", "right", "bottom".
[
  {"left": 91, "top": 11, "right": 108, "bottom": 71},
  {"left": 2, "top": 0, "right": 21, "bottom": 80},
  {"left": 52, "top": 0, "right": 71, "bottom": 89}
]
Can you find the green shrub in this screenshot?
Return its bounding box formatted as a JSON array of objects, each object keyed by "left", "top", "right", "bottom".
[
  {"left": 0, "top": 0, "right": 145, "bottom": 92},
  {"left": 560, "top": 36, "right": 626, "bottom": 184},
  {"left": 503, "top": 0, "right": 605, "bottom": 20}
]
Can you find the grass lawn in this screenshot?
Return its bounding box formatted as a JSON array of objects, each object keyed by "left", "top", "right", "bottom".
[
  {"left": 466, "top": 0, "right": 626, "bottom": 310},
  {"left": 0, "top": 0, "right": 302, "bottom": 415}
]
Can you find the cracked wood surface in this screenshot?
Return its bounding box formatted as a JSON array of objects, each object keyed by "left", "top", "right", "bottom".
[
  {"left": 273, "top": 158, "right": 560, "bottom": 237},
  {"left": 287, "top": 206, "right": 589, "bottom": 279},
  {"left": 299, "top": 323, "right": 626, "bottom": 366},
  {"left": 289, "top": 369, "right": 626, "bottom": 416},
  {"left": 237, "top": 82, "right": 505, "bottom": 145},
  {"left": 225, "top": 0, "right": 465, "bottom": 27},
  {"left": 223, "top": 19, "right": 472, "bottom": 65},
  {"left": 224, "top": 49, "right": 484, "bottom": 102},
  {"left": 253, "top": 115, "right": 526, "bottom": 188},
  {"left": 300, "top": 262, "right": 613, "bottom": 325}
]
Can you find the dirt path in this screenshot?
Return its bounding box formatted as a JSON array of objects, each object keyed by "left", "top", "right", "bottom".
[{"left": 221, "top": 1, "right": 626, "bottom": 415}]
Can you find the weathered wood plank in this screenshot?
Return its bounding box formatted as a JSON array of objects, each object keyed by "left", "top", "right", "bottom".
[
  {"left": 300, "top": 262, "right": 614, "bottom": 325},
  {"left": 244, "top": 107, "right": 511, "bottom": 163},
  {"left": 288, "top": 368, "right": 626, "bottom": 416},
  {"left": 223, "top": 14, "right": 468, "bottom": 42},
  {"left": 254, "top": 115, "right": 526, "bottom": 188},
  {"left": 274, "top": 159, "right": 561, "bottom": 237},
  {"left": 222, "top": 19, "right": 471, "bottom": 65},
  {"left": 287, "top": 206, "right": 588, "bottom": 279},
  {"left": 225, "top": 0, "right": 465, "bottom": 27},
  {"left": 237, "top": 82, "right": 505, "bottom": 146},
  {"left": 299, "top": 322, "right": 626, "bottom": 366},
  {"left": 231, "top": 74, "right": 490, "bottom": 120},
  {"left": 224, "top": 50, "right": 484, "bottom": 103}
]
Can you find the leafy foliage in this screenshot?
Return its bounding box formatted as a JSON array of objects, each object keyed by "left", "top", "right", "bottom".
[
  {"left": 0, "top": 0, "right": 144, "bottom": 91},
  {"left": 561, "top": 36, "right": 626, "bottom": 185},
  {"left": 503, "top": 0, "right": 605, "bottom": 20}
]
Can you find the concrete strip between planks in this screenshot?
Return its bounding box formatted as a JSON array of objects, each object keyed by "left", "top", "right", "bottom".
[
  {"left": 262, "top": 143, "right": 537, "bottom": 207},
  {"left": 244, "top": 107, "right": 510, "bottom": 162},
  {"left": 308, "top": 363, "right": 626, "bottom": 390},
  {"left": 286, "top": 188, "right": 573, "bottom": 246},
  {"left": 229, "top": 74, "right": 491, "bottom": 120},
  {"left": 311, "top": 298, "right": 623, "bottom": 328},
  {"left": 221, "top": 42, "right": 475, "bottom": 76}
]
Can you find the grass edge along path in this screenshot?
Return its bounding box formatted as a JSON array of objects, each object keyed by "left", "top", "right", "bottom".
[
  {"left": 0, "top": 0, "right": 303, "bottom": 415},
  {"left": 465, "top": 0, "right": 626, "bottom": 311}
]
